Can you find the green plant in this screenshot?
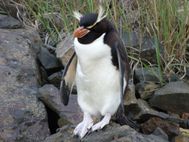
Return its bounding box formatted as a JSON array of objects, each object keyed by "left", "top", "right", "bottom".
[{"left": 15, "top": 0, "right": 189, "bottom": 81}]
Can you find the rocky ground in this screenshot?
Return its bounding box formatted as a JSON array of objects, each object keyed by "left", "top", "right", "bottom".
[{"left": 0, "top": 11, "right": 189, "bottom": 142}]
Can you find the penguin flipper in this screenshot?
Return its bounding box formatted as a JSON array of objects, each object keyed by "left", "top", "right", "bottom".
[
  {"left": 60, "top": 52, "right": 77, "bottom": 105},
  {"left": 114, "top": 42, "right": 139, "bottom": 130}
]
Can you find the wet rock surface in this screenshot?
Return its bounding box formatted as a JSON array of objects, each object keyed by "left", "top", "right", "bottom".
[{"left": 0, "top": 28, "right": 49, "bottom": 142}]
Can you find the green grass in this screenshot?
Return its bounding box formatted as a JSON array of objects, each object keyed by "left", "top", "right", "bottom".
[{"left": 5, "top": 0, "right": 189, "bottom": 82}]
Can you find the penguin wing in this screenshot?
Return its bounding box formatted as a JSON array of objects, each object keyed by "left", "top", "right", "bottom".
[
  {"left": 60, "top": 52, "right": 77, "bottom": 105},
  {"left": 114, "top": 41, "right": 130, "bottom": 99},
  {"left": 114, "top": 41, "right": 140, "bottom": 129}
]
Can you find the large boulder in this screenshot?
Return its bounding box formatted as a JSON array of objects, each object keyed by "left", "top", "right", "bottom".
[
  {"left": 0, "top": 28, "right": 49, "bottom": 142},
  {"left": 149, "top": 81, "right": 189, "bottom": 114},
  {"left": 38, "top": 84, "right": 82, "bottom": 127}
]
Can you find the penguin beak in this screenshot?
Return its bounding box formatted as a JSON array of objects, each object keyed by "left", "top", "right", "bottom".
[{"left": 73, "top": 27, "right": 90, "bottom": 38}]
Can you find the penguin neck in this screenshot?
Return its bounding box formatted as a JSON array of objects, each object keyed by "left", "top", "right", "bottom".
[{"left": 77, "top": 31, "right": 103, "bottom": 44}]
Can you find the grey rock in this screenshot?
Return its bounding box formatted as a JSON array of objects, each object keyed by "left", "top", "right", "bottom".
[
  {"left": 35, "top": 46, "right": 63, "bottom": 85},
  {"left": 124, "top": 82, "right": 137, "bottom": 105},
  {"left": 125, "top": 99, "right": 170, "bottom": 121},
  {"left": 135, "top": 81, "right": 160, "bottom": 99},
  {"left": 48, "top": 72, "right": 62, "bottom": 88},
  {"left": 122, "top": 31, "right": 139, "bottom": 47},
  {"left": 141, "top": 117, "right": 179, "bottom": 140},
  {"left": 56, "top": 35, "right": 75, "bottom": 66},
  {"left": 140, "top": 36, "right": 163, "bottom": 64},
  {"left": 37, "top": 46, "right": 63, "bottom": 71},
  {"left": 44, "top": 123, "right": 169, "bottom": 142},
  {"left": 0, "top": 14, "right": 22, "bottom": 29},
  {"left": 152, "top": 127, "right": 169, "bottom": 141},
  {"left": 122, "top": 32, "right": 163, "bottom": 64},
  {"left": 0, "top": 28, "right": 49, "bottom": 142},
  {"left": 38, "top": 84, "right": 82, "bottom": 126},
  {"left": 149, "top": 81, "right": 189, "bottom": 114},
  {"left": 134, "top": 67, "right": 162, "bottom": 83}
]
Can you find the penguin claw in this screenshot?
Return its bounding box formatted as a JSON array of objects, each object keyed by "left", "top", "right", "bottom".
[
  {"left": 92, "top": 113, "right": 111, "bottom": 131},
  {"left": 74, "top": 117, "right": 93, "bottom": 138}
]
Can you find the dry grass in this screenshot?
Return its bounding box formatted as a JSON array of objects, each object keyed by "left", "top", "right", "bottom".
[{"left": 2, "top": 0, "right": 189, "bottom": 81}]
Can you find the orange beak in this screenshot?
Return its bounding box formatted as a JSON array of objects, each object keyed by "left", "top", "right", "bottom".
[{"left": 73, "top": 27, "right": 90, "bottom": 38}]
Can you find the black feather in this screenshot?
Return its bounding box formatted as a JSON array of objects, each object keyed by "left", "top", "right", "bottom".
[
  {"left": 59, "top": 52, "right": 76, "bottom": 105},
  {"left": 79, "top": 13, "right": 97, "bottom": 28}
]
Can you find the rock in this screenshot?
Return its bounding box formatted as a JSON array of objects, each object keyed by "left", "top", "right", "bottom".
[
  {"left": 141, "top": 117, "right": 179, "bottom": 140},
  {"left": 48, "top": 72, "right": 62, "bottom": 88},
  {"left": 38, "top": 84, "right": 82, "bottom": 126},
  {"left": 140, "top": 36, "right": 163, "bottom": 64},
  {"left": 0, "top": 28, "right": 49, "bottom": 141},
  {"left": 122, "top": 31, "right": 139, "bottom": 47},
  {"left": 134, "top": 67, "right": 162, "bottom": 83},
  {"left": 56, "top": 35, "right": 75, "bottom": 65},
  {"left": 37, "top": 46, "right": 63, "bottom": 74},
  {"left": 149, "top": 81, "right": 189, "bottom": 114},
  {"left": 122, "top": 32, "right": 163, "bottom": 64},
  {"left": 125, "top": 99, "right": 170, "bottom": 122},
  {"left": 124, "top": 82, "right": 137, "bottom": 105},
  {"left": 135, "top": 81, "right": 160, "bottom": 99},
  {"left": 44, "top": 123, "right": 169, "bottom": 142},
  {"left": 35, "top": 45, "right": 63, "bottom": 85},
  {"left": 152, "top": 127, "right": 169, "bottom": 141},
  {"left": 0, "top": 14, "right": 22, "bottom": 29}
]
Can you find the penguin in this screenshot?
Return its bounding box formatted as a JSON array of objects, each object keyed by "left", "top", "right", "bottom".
[{"left": 60, "top": 6, "right": 138, "bottom": 138}]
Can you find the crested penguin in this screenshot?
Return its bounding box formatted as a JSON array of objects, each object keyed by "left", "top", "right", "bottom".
[{"left": 60, "top": 6, "right": 137, "bottom": 138}]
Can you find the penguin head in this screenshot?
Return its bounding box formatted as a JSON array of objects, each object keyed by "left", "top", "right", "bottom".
[{"left": 73, "top": 6, "right": 109, "bottom": 40}]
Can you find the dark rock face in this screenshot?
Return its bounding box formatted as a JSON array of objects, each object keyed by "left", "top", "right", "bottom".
[
  {"left": 44, "top": 123, "right": 169, "bottom": 142},
  {"left": 125, "top": 99, "right": 170, "bottom": 122},
  {"left": 134, "top": 67, "right": 162, "bottom": 83},
  {"left": 56, "top": 35, "right": 74, "bottom": 66},
  {"left": 0, "top": 28, "right": 49, "bottom": 142},
  {"left": 135, "top": 81, "right": 160, "bottom": 99},
  {"left": 0, "top": 14, "right": 22, "bottom": 29},
  {"left": 141, "top": 117, "right": 179, "bottom": 140},
  {"left": 149, "top": 81, "right": 189, "bottom": 114},
  {"left": 38, "top": 84, "right": 82, "bottom": 127},
  {"left": 35, "top": 46, "right": 63, "bottom": 86},
  {"left": 122, "top": 32, "right": 163, "bottom": 64}
]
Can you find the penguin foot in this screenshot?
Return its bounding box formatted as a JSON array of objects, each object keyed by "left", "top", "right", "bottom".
[
  {"left": 92, "top": 113, "right": 111, "bottom": 131},
  {"left": 74, "top": 113, "right": 93, "bottom": 138}
]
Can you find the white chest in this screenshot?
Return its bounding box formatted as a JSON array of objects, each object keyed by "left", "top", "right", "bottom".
[
  {"left": 74, "top": 34, "right": 109, "bottom": 62},
  {"left": 73, "top": 34, "right": 121, "bottom": 115}
]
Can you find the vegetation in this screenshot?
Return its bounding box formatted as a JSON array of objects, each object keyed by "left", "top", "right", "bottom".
[{"left": 1, "top": 0, "right": 189, "bottom": 82}]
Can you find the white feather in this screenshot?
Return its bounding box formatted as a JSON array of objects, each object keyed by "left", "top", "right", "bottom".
[
  {"left": 74, "top": 34, "right": 122, "bottom": 116},
  {"left": 73, "top": 11, "right": 83, "bottom": 21}
]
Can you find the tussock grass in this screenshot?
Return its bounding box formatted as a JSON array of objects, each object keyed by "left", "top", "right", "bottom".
[{"left": 5, "top": 0, "right": 189, "bottom": 81}]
